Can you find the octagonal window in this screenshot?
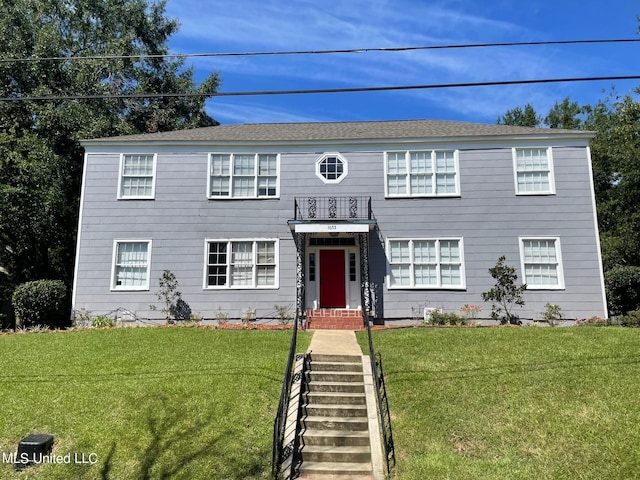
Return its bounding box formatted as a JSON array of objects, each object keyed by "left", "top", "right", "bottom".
[{"left": 316, "top": 153, "right": 348, "bottom": 184}]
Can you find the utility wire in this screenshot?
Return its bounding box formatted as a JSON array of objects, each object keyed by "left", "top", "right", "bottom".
[
  {"left": 2, "top": 75, "right": 640, "bottom": 102},
  {"left": 1, "top": 38, "right": 639, "bottom": 63}
]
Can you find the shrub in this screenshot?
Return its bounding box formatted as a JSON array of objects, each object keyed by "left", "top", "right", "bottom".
[
  {"left": 619, "top": 310, "right": 640, "bottom": 328},
  {"left": 605, "top": 265, "right": 640, "bottom": 316},
  {"left": 150, "top": 270, "right": 191, "bottom": 323},
  {"left": 92, "top": 315, "right": 114, "bottom": 328},
  {"left": 215, "top": 307, "right": 229, "bottom": 325},
  {"left": 274, "top": 304, "right": 294, "bottom": 325},
  {"left": 430, "top": 310, "right": 467, "bottom": 326},
  {"left": 575, "top": 316, "right": 609, "bottom": 327},
  {"left": 541, "top": 303, "right": 564, "bottom": 327},
  {"left": 481, "top": 256, "right": 526, "bottom": 324},
  {"left": 12, "top": 280, "right": 67, "bottom": 328}
]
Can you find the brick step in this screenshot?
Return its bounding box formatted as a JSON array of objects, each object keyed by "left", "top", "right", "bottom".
[
  {"left": 301, "top": 415, "right": 368, "bottom": 431},
  {"left": 308, "top": 361, "right": 363, "bottom": 372},
  {"left": 302, "top": 429, "right": 370, "bottom": 446},
  {"left": 306, "top": 309, "right": 362, "bottom": 318},
  {"left": 298, "top": 460, "right": 372, "bottom": 477},
  {"left": 307, "top": 371, "right": 364, "bottom": 383},
  {"left": 307, "top": 317, "right": 364, "bottom": 330},
  {"left": 305, "top": 392, "right": 366, "bottom": 405},
  {"left": 303, "top": 403, "right": 367, "bottom": 418},
  {"left": 300, "top": 445, "right": 371, "bottom": 463},
  {"left": 307, "top": 381, "right": 364, "bottom": 393}
]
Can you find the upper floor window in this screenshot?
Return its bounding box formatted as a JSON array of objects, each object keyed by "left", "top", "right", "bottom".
[
  {"left": 316, "top": 153, "right": 348, "bottom": 184},
  {"left": 520, "top": 237, "right": 564, "bottom": 289},
  {"left": 205, "top": 239, "right": 278, "bottom": 289},
  {"left": 111, "top": 240, "right": 151, "bottom": 290},
  {"left": 209, "top": 153, "right": 279, "bottom": 199},
  {"left": 513, "top": 147, "right": 555, "bottom": 195},
  {"left": 385, "top": 150, "right": 459, "bottom": 197},
  {"left": 118, "top": 154, "right": 156, "bottom": 199},
  {"left": 387, "top": 238, "right": 465, "bottom": 289}
]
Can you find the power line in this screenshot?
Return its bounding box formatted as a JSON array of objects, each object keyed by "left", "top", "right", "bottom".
[
  {"left": 2, "top": 75, "right": 640, "bottom": 102},
  {"left": 1, "top": 38, "right": 639, "bottom": 63}
]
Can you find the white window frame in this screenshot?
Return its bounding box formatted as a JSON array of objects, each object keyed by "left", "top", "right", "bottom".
[
  {"left": 111, "top": 240, "right": 152, "bottom": 291},
  {"left": 519, "top": 237, "right": 565, "bottom": 290},
  {"left": 315, "top": 153, "right": 348, "bottom": 184},
  {"left": 117, "top": 154, "right": 157, "bottom": 199},
  {"left": 513, "top": 147, "right": 556, "bottom": 195},
  {"left": 207, "top": 153, "right": 280, "bottom": 199},
  {"left": 204, "top": 238, "right": 279, "bottom": 289},
  {"left": 386, "top": 238, "right": 466, "bottom": 289},
  {"left": 384, "top": 150, "right": 460, "bottom": 198}
]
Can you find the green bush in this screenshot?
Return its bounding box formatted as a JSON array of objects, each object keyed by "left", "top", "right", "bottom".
[
  {"left": 430, "top": 310, "right": 467, "bottom": 326},
  {"left": 92, "top": 315, "right": 115, "bottom": 328},
  {"left": 605, "top": 265, "right": 640, "bottom": 316},
  {"left": 12, "top": 280, "right": 67, "bottom": 328},
  {"left": 619, "top": 310, "right": 640, "bottom": 328}
]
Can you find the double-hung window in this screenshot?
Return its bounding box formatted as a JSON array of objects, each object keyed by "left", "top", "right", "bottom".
[
  {"left": 385, "top": 150, "right": 459, "bottom": 197},
  {"left": 111, "top": 240, "right": 151, "bottom": 290},
  {"left": 513, "top": 147, "right": 555, "bottom": 194},
  {"left": 520, "top": 237, "right": 564, "bottom": 289},
  {"left": 118, "top": 154, "right": 156, "bottom": 199},
  {"left": 209, "top": 153, "right": 278, "bottom": 198},
  {"left": 387, "top": 238, "right": 465, "bottom": 289},
  {"left": 205, "top": 239, "right": 278, "bottom": 288}
]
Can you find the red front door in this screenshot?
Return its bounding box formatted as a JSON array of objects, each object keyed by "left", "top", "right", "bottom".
[{"left": 319, "top": 249, "right": 346, "bottom": 308}]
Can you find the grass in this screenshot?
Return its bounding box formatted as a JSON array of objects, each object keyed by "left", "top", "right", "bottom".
[
  {"left": 0, "top": 327, "right": 311, "bottom": 480},
  {"left": 357, "top": 326, "right": 640, "bottom": 479}
]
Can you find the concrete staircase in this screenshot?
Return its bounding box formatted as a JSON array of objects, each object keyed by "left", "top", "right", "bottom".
[
  {"left": 297, "top": 353, "right": 373, "bottom": 478},
  {"left": 305, "top": 309, "right": 364, "bottom": 330}
]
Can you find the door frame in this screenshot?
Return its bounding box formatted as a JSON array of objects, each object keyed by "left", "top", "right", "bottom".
[{"left": 307, "top": 244, "right": 360, "bottom": 310}]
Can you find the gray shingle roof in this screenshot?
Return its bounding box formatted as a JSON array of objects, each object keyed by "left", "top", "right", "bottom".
[{"left": 82, "top": 119, "right": 593, "bottom": 144}]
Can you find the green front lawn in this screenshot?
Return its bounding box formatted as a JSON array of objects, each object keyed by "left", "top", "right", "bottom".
[
  {"left": 0, "top": 327, "right": 311, "bottom": 480},
  {"left": 358, "top": 326, "right": 640, "bottom": 479}
]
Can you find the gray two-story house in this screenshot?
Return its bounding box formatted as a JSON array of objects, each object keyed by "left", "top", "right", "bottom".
[{"left": 73, "top": 119, "right": 607, "bottom": 325}]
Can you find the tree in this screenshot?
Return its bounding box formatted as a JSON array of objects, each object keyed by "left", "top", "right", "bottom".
[
  {"left": 544, "top": 97, "right": 588, "bottom": 129},
  {"left": 497, "top": 104, "right": 542, "bottom": 127},
  {"left": 481, "top": 256, "right": 527, "bottom": 323},
  {"left": 0, "top": 0, "right": 219, "bottom": 322}
]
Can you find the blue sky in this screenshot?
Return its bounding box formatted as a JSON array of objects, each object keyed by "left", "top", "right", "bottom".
[{"left": 164, "top": 0, "right": 640, "bottom": 125}]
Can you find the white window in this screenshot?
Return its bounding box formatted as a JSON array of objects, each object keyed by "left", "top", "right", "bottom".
[
  {"left": 513, "top": 147, "right": 555, "bottom": 195},
  {"left": 208, "top": 153, "right": 279, "bottom": 198},
  {"left": 385, "top": 150, "right": 459, "bottom": 197},
  {"left": 205, "top": 239, "right": 278, "bottom": 288},
  {"left": 387, "top": 238, "right": 465, "bottom": 289},
  {"left": 111, "top": 240, "right": 151, "bottom": 290},
  {"left": 520, "top": 237, "right": 564, "bottom": 289},
  {"left": 118, "top": 154, "right": 156, "bottom": 199},
  {"left": 316, "top": 153, "right": 348, "bottom": 184}
]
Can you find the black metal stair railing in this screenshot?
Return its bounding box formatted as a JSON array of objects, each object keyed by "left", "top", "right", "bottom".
[
  {"left": 363, "top": 311, "right": 396, "bottom": 474},
  {"left": 271, "top": 314, "right": 302, "bottom": 479}
]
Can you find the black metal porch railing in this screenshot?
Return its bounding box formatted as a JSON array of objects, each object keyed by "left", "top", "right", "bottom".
[
  {"left": 294, "top": 196, "right": 372, "bottom": 221},
  {"left": 271, "top": 314, "right": 302, "bottom": 479},
  {"left": 363, "top": 309, "right": 396, "bottom": 475}
]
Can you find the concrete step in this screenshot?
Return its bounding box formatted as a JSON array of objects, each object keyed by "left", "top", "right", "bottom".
[
  {"left": 309, "top": 354, "right": 363, "bottom": 364},
  {"left": 305, "top": 392, "right": 366, "bottom": 405},
  {"left": 307, "top": 371, "right": 364, "bottom": 383},
  {"left": 307, "top": 381, "right": 364, "bottom": 393},
  {"left": 308, "top": 361, "right": 363, "bottom": 372},
  {"left": 300, "top": 445, "right": 371, "bottom": 463},
  {"left": 303, "top": 429, "right": 370, "bottom": 446},
  {"left": 301, "top": 415, "right": 368, "bottom": 431},
  {"left": 298, "top": 460, "right": 372, "bottom": 477},
  {"left": 303, "top": 403, "right": 367, "bottom": 418}
]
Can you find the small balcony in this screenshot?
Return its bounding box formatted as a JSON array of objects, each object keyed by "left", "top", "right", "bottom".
[{"left": 293, "top": 196, "right": 372, "bottom": 221}]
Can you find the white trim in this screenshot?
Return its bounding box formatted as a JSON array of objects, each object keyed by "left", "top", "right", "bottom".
[
  {"left": 207, "top": 153, "right": 280, "bottom": 199},
  {"left": 386, "top": 237, "right": 466, "bottom": 290},
  {"left": 315, "top": 152, "right": 348, "bottom": 184},
  {"left": 71, "top": 152, "right": 90, "bottom": 309},
  {"left": 294, "top": 223, "right": 370, "bottom": 233},
  {"left": 117, "top": 153, "right": 157, "bottom": 200},
  {"left": 512, "top": 147, "right": 556, "bottom": 195},
  {"left": 384, "top": 149, "right": 461, "bottom": 198},
  {"left": 586, "top": 146, "right": 609, "bottom": 317},
  {"left": 110, "top": 239, "right": 152, "bottom": 291},
  {"left": 203, "top": 238, "right": 280, "bottom": 289},
  {"left": 518, "top": 236, "right": 565, "bottom": 290}
]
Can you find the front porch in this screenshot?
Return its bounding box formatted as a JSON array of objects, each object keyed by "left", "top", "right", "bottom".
[{"left": 305, "top": 308, "right": 365, "bottom": 330}]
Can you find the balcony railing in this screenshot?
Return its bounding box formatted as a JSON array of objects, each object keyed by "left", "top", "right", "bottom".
[{"left": 293, "top": 196, "right": 372, "bottom": 221}]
